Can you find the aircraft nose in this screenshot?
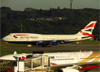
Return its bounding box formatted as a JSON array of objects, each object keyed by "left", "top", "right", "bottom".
[
  {"left": 2, "top": 37, "right": 6, "bottom": 41},
  {"left": 2, "top": 35, "right": 12, "bottom": 41},
  {"left": 2, "top": 36, "right": 7, "bottom": 41}
]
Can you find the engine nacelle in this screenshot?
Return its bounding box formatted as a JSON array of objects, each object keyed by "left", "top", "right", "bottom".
[
  {"left": 36, "top": 41, "right": 43, "bottom": 46},
  {"left": 50, "top": 41, "right": 58, "bottom": 45},
  {"left": 58, "top": 68, "right": 79, "bottom": 72},
  {"left": 36, "top": 41, "right": 58, "bottom": 46}
]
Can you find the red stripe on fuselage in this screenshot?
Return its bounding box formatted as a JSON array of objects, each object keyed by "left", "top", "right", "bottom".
[
  {"left": 14, "top": 34, "right": 27, "bottom": 36},
  {"left": 50, "top": 62, "right": 57, "bottom": 65},
  {"left": 79, "top": 64, "right": 100, "bottom": 71}
]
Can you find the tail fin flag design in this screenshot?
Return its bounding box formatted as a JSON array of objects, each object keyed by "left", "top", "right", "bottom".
[{"left": 77, "top": 21, "right": 97, "bottom": 38}]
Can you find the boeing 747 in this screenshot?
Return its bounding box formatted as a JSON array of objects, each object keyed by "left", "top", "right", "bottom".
[{"left": 2, "top": 21, "right": 97, "bottom": 46}]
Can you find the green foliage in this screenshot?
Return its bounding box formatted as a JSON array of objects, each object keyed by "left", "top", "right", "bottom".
[
  {"left": 78, "top": 40, "right": 100, "bottom": 45},
  {"left": 1, "top": 7, "right": 99, "bottom": 40}
]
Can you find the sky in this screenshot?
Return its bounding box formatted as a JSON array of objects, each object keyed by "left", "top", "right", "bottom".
[{"left": 1, "top": 0, "right": 100, "bottom": 11}]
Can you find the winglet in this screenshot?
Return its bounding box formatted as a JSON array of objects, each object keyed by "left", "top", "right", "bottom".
[{"left": 14, "top": 51, "right": 17, "bottom": 55}]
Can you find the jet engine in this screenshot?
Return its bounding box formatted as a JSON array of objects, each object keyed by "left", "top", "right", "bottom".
[
  {"left": 36, "top": 41, "right": 58, "bottom": 46},
  {"left": 36, "top": 41, "right": 51, "bottom": 47},
  {"left": 36, "top": 41, "right": 43, "bottom": 46},
  {"left": 58, "top": 68, "right": 79, "bottom": 72},
  {"left": 50, "top": 41, "right": 58, "bottom": 45}
]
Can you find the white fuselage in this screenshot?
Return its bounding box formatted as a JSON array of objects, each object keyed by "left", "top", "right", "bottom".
[
  {"left": 0, "top": 51, "right": 100, "bottom": 65},
  {"left": 44, "top": 51, "right": 100, "bottom": 65},
  {"left": 2, "top": 21, "right": 97, "bottom": 45},
  {"left": 3, "top": 33, "right": 86, "bottom": 42}
]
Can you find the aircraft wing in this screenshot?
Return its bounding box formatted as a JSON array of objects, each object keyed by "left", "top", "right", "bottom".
[{"left": 50, "top": 62, "right": 100, "bottom": 72}]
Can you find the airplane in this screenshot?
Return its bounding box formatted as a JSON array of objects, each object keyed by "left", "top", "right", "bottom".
[
  {"left": 0, "top": 51, "right": 100, "bottom": 72},
  {"left": 2, "top": 21, "right": 97, "bottom": 46}
]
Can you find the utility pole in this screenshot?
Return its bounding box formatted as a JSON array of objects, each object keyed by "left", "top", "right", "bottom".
[{"left": 70, "top": 0, "right": 73, "bottom": 9}]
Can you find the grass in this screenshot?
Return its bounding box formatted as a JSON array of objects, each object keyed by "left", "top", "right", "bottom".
[
  {"left": 1, "top": 41, "right": 28, "bottom": 47},
  {"left": 0, "top": 41, "right": 35, "bottom": 55},
  {"left": 1, "top": 40, "right": 100, "bottom": 47},
  {"left": 0, "top": 48, "right": 33, "bottom": 56},
  {"left": 73, "top": 40, "right": 100, "bottom": 45}
]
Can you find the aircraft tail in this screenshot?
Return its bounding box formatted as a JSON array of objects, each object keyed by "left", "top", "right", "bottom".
[{"left": 77, "top": 21, "right": 97, "bottom": 38}]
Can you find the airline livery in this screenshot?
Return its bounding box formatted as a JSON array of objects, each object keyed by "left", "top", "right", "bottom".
[
  {"left": 0, "top": 51, "right": 100, "bottom": 72},
  {"left": 2, "top": 21, "right": 97, "bottom": 46}
]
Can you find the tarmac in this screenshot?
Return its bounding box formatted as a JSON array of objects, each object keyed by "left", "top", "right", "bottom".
[{"left": 1, "top": 44, "right": 100, "bottom": 52}]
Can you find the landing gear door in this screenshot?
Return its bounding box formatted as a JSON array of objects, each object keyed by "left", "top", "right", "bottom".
[{"left": 43, "top": 55, "right": 50, "bottom": 67}]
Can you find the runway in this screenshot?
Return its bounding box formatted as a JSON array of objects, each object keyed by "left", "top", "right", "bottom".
[{"left": 1, "top": 44, "right": 100, "bottom": 52}]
